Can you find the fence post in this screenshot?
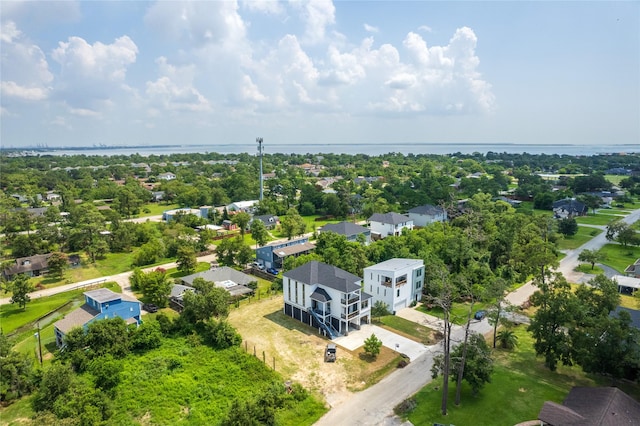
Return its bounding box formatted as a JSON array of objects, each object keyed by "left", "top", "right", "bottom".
[
  {"left": 273, "top": 356, "right": 275, "bottom": 371},
  {"left": 245, "top": 341, "right": 248, "bottom": 352},
  {"left": 253, "top": 345, "right": 256, "bottom": 357},
  {"left": 262, "top": 351, "right": 265, "bottom": 364}
]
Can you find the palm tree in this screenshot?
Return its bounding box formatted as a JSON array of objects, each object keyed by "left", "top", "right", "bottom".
[{"left": 497, "top": 329, "right": 518, "bottom": 350}]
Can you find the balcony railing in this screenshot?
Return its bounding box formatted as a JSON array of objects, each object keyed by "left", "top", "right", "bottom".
[
  {"left": 395, "top": 279, "right": 407, "bottom": 287},
  {"left": 341, "top": 295, "right": 360, "bottom": 305},
  {"left": 312, "top": 309, "right": 331, "bottom": 317},
  {"left": 381, "top": 280, "right": 393, "bottom": 288},
  {"left": 341, "top": 311, "right": 360, "bottom": 320}
]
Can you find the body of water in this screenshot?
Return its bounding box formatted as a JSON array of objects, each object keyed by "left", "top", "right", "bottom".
[{"left": 7, "top": 143, "right": 639, "bottom": 157}]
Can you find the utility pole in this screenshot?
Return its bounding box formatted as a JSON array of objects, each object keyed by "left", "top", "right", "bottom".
[
  {"left": 256, "top": 137, "right": 264, "bottom": 202},
  {"left": 35, "top": 322, "right": 42, "bottom": 365}
]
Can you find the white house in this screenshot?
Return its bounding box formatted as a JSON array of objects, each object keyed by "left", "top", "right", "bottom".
[
  {"left": 368, "top": 212, "right": 414, "bottom": 239},
  {"left": 283, "top": 261, "right": 372, "bottom": 338},
  {"left": 364, "top": 258, "right": 425, "bottom": 314},
  {"left": 407, "top": 204, "right": 447, "bottom": 227},
  {"left": 158, "top": 172, "right": 176, "bottom": 181},
  {"left": 227, "top": 200, "right": 259, "bottom": 213}
]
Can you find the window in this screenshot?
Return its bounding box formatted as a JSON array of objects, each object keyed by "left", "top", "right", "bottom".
[
  {"left": 377, "top": 287, "right": 379, "bottom": 295},
  {"left": 384, "top": 289, "right": 386, "bottom": 297},
  {"left": 416, "top": 268, "right": 423, "bottom": 277},
  {"left": 295, "top": 282, "right": 298, "bottom": 304},
  {"left": 370, "top": 285, "right": 372, "bottom": 292},
  {"left": 302, "top": 285, "right": 305, "bottom": 307},
  {"left": 288, "top": 281, "right": 291, "bottom": 302},
  {"left": 397, "top": 289, "right": 400, "bottom": 297}
]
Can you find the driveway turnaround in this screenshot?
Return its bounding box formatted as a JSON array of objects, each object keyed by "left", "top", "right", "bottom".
[{"left": 333, "top": 324, "right": 428, "bottom": 361}]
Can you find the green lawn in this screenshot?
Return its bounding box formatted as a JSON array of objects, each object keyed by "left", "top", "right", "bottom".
[
  {"left": 574, "top": 264, "right": 604, "bottom": 274},
  {"left": 604, "top": 175, "right": 625, "bottom": 186},
  {"left": 575, "top": 214, "right": 618, "bottom": 226},
  {"left": 375, "top": 315, "right": 437, "bottom": 345},
  {"left": 418, "top": 301, "right": 492, "bottom": 326},
  {"left": 599, "top": 244, "right": 640, "bottom": 274},
  {"left": 404, "top": 326, "right": 640, "bottom": 425},
  {"left": 556, "top": 226, "right": 602, "bottom": 250},
  {"left": 138, "top": 202, "right": 179, "bottom": 216},
  {"left": 0, "top": 282, "right": 121, "bottom": 336}
]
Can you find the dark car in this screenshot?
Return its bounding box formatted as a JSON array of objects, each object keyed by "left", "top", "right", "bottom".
[
  {"left": 266, "top": 267, "right": 278, "bottom": 275},
  {"left": 474, "top": 310, "right": 486, "bottom": 320},
  {"left": 143, "top": 303, "right": 158, "bottom": 313}
]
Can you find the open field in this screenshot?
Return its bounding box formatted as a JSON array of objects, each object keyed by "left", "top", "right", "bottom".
[
  {"left": 575, "top": 214, "right": 620, "bottom": 226},
  {"left": 404, "top": 326, "right": 640, "bottom": 425},
  {"left": 375, "top": 315, "right": 438, "bottom": 345},
  {"left": 418, "top": 301, "right": 492, "bottom": 326},
  {"left": 227, "top": 296, "right": 408, "bottom": 407},
  {"left": 556, "top": 226, "right": 602, "bottom": 250}
]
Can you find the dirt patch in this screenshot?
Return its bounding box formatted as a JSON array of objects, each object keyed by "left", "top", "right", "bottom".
[{"left": 227, "top": 296, "right": 402, "bottom": 407}]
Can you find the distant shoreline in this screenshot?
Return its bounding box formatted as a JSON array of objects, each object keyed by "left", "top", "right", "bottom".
[{"left": 2, "top": 143, "right": 638, "bottom": 157}]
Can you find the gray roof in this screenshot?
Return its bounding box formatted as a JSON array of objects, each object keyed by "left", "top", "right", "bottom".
[
  {"left": 284, "top": 261, "right": 361, "bottom": 293},
  {"left": 310, "top": 287, "right": 332, "bottom": 302},
  {"left": 181, "top": 266, "right": 254, "bottom": 287},
  {"left": 319, "top": 221, "right": 369, "bottom": 237},
  {"left": 361, "top": 292, "right": 373, "bottom": 301},
  {"left": 4, "top": 253, "right": 51, "bottom": 276},
  {"left": 407, "top": 204, "right": 444, "bottom": 215},
  {"left": 252, "top": 215, "right": 279, "bottom": 225},
  {"left": 552, "top": 198, "right": 588, "bottom": 213},
  {"left": 539, "top": 387, "right": 640, "bottom": 426},
  {"left": 54, "top": 304, "right": 100, "bottom": 334},
  {"left": 170, "top": 284, "right": 195, "bottom": 299},
  {"left": 85, "top": 288, "right": 121, "bottom": 303},
  {"left": 368, "top": 212, "right": 411, "bottom": 225},
  {"left": 273, "top": 241, "right": 316, "bottom": 257}
]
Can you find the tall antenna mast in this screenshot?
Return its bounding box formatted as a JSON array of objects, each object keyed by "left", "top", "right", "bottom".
[{"left": 256, "top": 137, "right": 264, "bottom": 201}]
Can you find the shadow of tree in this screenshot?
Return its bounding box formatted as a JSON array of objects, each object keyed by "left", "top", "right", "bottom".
[{"left": 263, "top": 310, "right": 317, "bottom": 337}]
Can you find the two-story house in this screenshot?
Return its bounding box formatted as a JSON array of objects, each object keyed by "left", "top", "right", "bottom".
[
  {"left": 407, "top": 204, "right": 447, "bottom": 227},
  {"left": 256, "top": 237, "right": 316, "bottom": 269},
  {"left": 318, "top": 221, "right": 371, "bottom": 245},
  {"left": 364, "top": 258, "right": 425, "bottom": 314},
  {"left": 54, "top": 288, "right": 141, "bottom": 347},
  {"left": 368, "top": 212, "right": 414, "bottom": 239},
  {"left": 283, "top": 261, "right": 372, "bottom": 338}
]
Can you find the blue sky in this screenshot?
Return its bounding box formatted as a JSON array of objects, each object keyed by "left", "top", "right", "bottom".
[{"left": 1, "top": 1, "right": 638, "bottom": 148}]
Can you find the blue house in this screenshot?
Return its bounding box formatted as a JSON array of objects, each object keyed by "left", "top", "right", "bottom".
[
  {"left": 255, "top": 237, "right": 315, "bottom": 269},
  {"left": 54, "top": 288, "right": 141, "bottom": 347}
]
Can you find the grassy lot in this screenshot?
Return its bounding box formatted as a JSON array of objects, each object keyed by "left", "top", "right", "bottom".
[
  {"left": 403, "top": 326, "right": 640, "bottom": 425},
  {"left": 375, "top": 315, "right": 438, "bottom": 345},
  {"left": 418, "top": 301, "right": 492, "bottom": 326},
  {"left": 517, "top": 202, "right": 554, "bottom": 217},
  {"left": 0, "top": 282, "right": 121, "bottom": 335},
  {"left": 137, "top": 202, "right": 179, "bottom": 216},
  {"left": 575, "top": 214, "right": 619, "bottom": 226},
  {"left": 574, "top": 264, "right": 604, "bottom": 274},
  {"left": 556, "top": 226, "right": 602, "bottom": 250},
  {"left": 620, "top": 293, "right": 640, "bottom": 310},
  {"left": 599, "top": 244, "right": 640, "bottom": 274},
  {"left": 604, "top": 175, "right": 625, "bottom": 186}
]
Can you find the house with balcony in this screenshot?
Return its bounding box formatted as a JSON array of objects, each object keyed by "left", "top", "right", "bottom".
[
  {"left": 283, "top": 261, "right": 372, "bottom": 338},
  {"left": 407, "top": 204, "right": 447, "bottom": 227},
  {"left": 364, "top": 258, "right": 425, "bottom": 314},
  {"left": 255, "top": 237, "right": 316, "bottom": 269},
  {"left": 368, "top": 212, "right": 414, "bottom": 239},
  {"left": 54, "top": 288, "right": 141, "bottom": 347},
  {"left": 318, "top": 221, "right": 371, "bottom": 245}
]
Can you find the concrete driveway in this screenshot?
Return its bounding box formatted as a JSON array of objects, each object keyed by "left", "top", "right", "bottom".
[{"left": 333, "top": 324, "right": 428, "bottom": 361}]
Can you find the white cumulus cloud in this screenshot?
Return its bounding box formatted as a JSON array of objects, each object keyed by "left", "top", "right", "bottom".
[{"left": 145, "top": 57, "right": 212, "bottom": 113}]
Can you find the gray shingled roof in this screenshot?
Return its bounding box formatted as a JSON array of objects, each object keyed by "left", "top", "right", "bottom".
[
  {"left": 54, "top": 304, "right": 100, "bottom": 334},
  {"left": 310, "top": 287, "right": 332, "bottom": 302},
  {"left": 273, "top": 241, "right": 316, "bottom": 257},
  {"left": 284, "top": 261, "right": 361, "bottom": 293},
  {"left": 368, "top": 212, "right": 411, "bottom": 225},
  {"left": 407, "top": 204, "right": 444, "bottom": 215},
  {"left": 181, "top": 267, "right": 254, "bottom": 286},
  {"left": 319, "top": 221, "right": 369, "bottom": 237}
]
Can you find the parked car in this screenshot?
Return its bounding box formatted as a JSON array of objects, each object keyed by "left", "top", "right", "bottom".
[
  {"left": 325, "top": 343, "right": 337, "bottom": 362},
  {"left": 474, "top": 310, "right": 486, "bottom": 320},
  {"left": 143, "top": 303, "right": 158, "bottom": 313},
  {"left": 266, "top": 267, "right": 278, "bottom": 275},
  {"left": 252, "top": 261, "right": 265, "bottom": 270}
]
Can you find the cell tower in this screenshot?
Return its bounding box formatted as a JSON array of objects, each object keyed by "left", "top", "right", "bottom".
[{"left": 256, "top": 137, "right": 264, "bottom": 201}]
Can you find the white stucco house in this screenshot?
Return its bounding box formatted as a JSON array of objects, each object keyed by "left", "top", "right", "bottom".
[
  {"left": 158, "top": 172, "right": 176, "bottom": 181},
  {"left": 368, "top": 212, "right": 414, "bottom": 239},
  {"left": 283, "top": 261, "right": 372, "bottom": 338},
  {"left": 407, "top": 204, "right": 447, "bottom": 227},
  {"left": 364, "top": 258, "right": 425, "bottom": 314}
]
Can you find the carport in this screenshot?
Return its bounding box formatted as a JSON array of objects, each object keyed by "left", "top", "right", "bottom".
[{"left": 613, "top": 275, "right": 640, "bottom": 295}]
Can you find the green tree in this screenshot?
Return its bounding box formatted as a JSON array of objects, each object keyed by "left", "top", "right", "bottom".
[
  {"left": 577, "top": 248, "right": 605, "bottom": 270},
  {"left": 182, "top": 284, "right": 230, "bottom": 323},
  {"left": 8, "top": 274, "right": 34, "bottom": 310},
  {"left": 280, "top": 208, "right": 306, "bottom": 240},
  {"left": 231, "top": 211, "right": 251, "bottom": 238},
  {"left": 451, "top": 332, "right": 493, "bottom": 395},
  {"left": 88, "top": 354, "right": 122, "bottom": 391},
  {"left": 139, "top": 268, "right": 171, "bottom": 308},
  {"left": 176, "top": 245, "right": 197, "bottom": 275},
  {"left": 371, "top": 300, "right": 390, "bottom": 320},
  {"left": 85, "top": 317, "right": 131, "bottom": 358},
  {"left": 0, "top": 333, "right": 34, "bottom": 402},
  {"left": 47, "top": 252, "right": 68, "bottom": 278},
  {"left": 496, "top": 329, "right": 518, "bottom": 349},
  {"left": 363, "top": 333, "right": 382, "bottom": 359},
  {"left": 249, "top": 218, "right": 269, "bottom": 248},
  {"left": 33, "top": 362, "right": 74, "bottom": 412},
  {"left": 557, "top": 217, "right": 578, "bottom": 236}
]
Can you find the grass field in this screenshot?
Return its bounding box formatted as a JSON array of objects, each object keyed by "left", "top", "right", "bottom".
[
  {"left": 599, "top": 244, "right": 640, "bottom": 274},
  {"left": 375, "top": 315, "right": 438, "bottom": 345},
  {"left": 556, "top": 226, "right": 602, "bottom": 250},
  {"left": 574, "top": 264, "right": 604, "bottom": 274},
  {"left": 404, "top": 326, "right": 640, "bottom": 425},
  {"left": 418, "top": 301, "right": 492, "bottom": 326},
  {"left": 575, "top": 214, "right": 619, "bottom": 226},
  {"left": 138, "top": 202, "right": 179, "bottom": 216}
]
